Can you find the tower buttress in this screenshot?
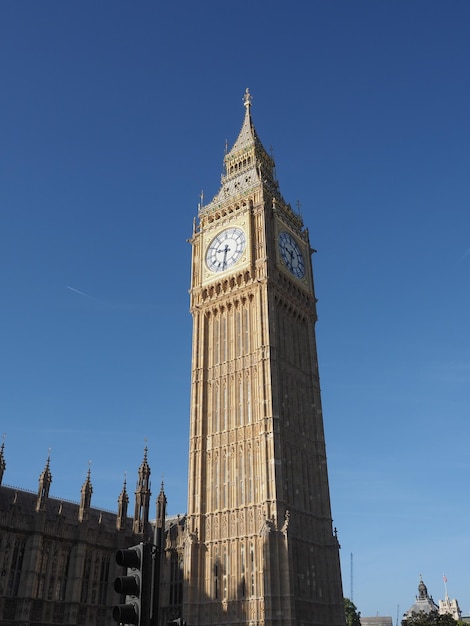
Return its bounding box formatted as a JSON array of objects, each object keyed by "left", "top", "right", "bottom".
[
  {"left": 36, "top": 453, "right": 52, "bottom": 512},
  {"left": 133, "top": 446, "right": 151, "bottom": 535}
]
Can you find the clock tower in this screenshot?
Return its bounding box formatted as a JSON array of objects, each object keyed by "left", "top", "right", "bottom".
[{"left": 184, "top": 90, "right": 344, "bottom": 626}]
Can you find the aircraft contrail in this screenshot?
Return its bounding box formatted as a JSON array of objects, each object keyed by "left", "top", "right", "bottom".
[
  {"left": 66, "top": 285, "right": 95, "bottom": 299},
  {"left": 460, "top": 247, "right": 470, "bottom": 263}
]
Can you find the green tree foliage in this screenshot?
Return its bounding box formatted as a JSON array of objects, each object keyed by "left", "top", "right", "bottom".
[
  {"left": 344, "top": 598, "right": 361, "bottom": 626},
  {"left": 402, "top": 611, "right": 460, "bottom": 626}
]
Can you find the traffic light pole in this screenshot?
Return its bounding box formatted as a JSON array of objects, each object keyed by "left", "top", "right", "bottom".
[
  {"left": 150, "top": 506, "right": 165, "bottom": 626},
  {"left": 150, "top": 543, "right": 160, "bottom": 626}
]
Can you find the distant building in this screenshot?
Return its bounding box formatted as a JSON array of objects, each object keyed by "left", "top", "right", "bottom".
[
  {"left": 402, "top": 576, "right": 462, "bottom": 624},
  {"left": 361, "top": 617, "right": 393, "bottom": 626},
  {"left": 403, "top": 576, "right": 439, "bottom": 622},
  {"left": 439, "top": 581, "right": 462, "bottom": 622}
]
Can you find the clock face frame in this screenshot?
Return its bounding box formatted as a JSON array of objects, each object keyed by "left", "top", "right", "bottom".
[
  {"left": 278, "top": 231, "right": 305, "bottom": 279},
  {"left": 205, "top": 227, "right": 247, "bottom": 273}
]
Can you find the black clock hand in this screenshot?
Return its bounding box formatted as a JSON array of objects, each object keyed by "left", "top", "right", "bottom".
[{"left": 286, "top": 245, "right": 294, "bottom": 266}]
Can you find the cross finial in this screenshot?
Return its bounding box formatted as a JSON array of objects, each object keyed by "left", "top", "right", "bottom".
[{"left": 243, "top": 88, "right": 252, "bottom": 110}]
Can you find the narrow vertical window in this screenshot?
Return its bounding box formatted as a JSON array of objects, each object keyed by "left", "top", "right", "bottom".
[
  {"left": 244, "top": 308, "right": 250, "bottom": 353},
  {"left": 248, "top": 446, "right": 253, "bottom": 503},
  {"left": 214, "top": 453, "right": 219, "bottom": 509},
  {"left": 223, "top": 548, "right": 228, "bottom": 599},
  {"left": 214, "top": 384, "right": 220, "bottom": 432},
  {"left": 222, "top": 383, "right": 228, "bottom": 430},
  {"left": 250, "top": 543, "right": 255, "bottom": 596},
  {"left": 214, "top": 317, "right": 220, "bottom": 365},
  {"left": 214, "top": 550, "right": 219, "bottom": 599},
  {"left": 95, "top": 554, "right": 110, "bottom": 605},
  {"left": 241, "top": 544, "right": 246, "bottom": 597},
  {"left": 222, "top": 316, "right": 227, "bottom": 362},
  {"left": 80, "top": 552, "right": 92, "bottom": 603},
  {"left": 8, "top": 539, "right": 25, "bottom": 598},
  {"left": 47, "top": 546, "right": 57, "bottom": 600},
  {"left": 255, "top": 442, "right": 261, "bottom": 500},
  {"left": 247, "top": 381, "right": 252, "bottom": 424},
  {"left": 236, "top": 309, "right": 241, "bottom": 357},
  {"left": 170, "top": 551, "right": 184, "bottom": 606},
  {"left": 60, "top": 550, "right": 71, "bottom": 601},
  {"left": 222, "top": 452, "right": 227, "bottom": 508},
  {"left": 239, "top": 448, "right": 245, "bottom": 505},
  {"left": 34, "top": 539, "right": 50, "bottom": 599}
]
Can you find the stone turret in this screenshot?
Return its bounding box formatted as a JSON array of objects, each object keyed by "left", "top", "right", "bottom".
[
  {"left": 78, "top": 463, "right": 93, "bottom": 522},
  {"left": 133, "top": 446, "right": 151, "bottom": 535},
  {"left": 36, "top": 453, "right": 52, "bottom": 511},
  {"left": 155, "top": 481, "right": 167, "bottom": 548},
  {"left": 116, "top": 474, "right": 129, "bottom": 531}
]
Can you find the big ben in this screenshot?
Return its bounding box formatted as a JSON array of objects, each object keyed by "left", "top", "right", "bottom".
[{"left": 184, "top": 90, "right": 344, "bottom": 626}]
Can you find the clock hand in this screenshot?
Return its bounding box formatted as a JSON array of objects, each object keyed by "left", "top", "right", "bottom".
[{"left": 216, "top": 244, "right": 231, "bottom": 255}]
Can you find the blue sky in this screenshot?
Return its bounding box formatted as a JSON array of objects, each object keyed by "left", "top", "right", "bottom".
[{"left": 1, "top": 0, "right": 469, "bottom": 618}]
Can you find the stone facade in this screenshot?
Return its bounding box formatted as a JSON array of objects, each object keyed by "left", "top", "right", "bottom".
[{"left": 0, "top": 444, "right": 184, "bottom": 626}]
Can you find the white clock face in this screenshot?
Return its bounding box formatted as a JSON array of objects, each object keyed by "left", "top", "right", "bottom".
[
  {"left": 206, "top": 227, "right": 246, "bottom": 273},
  {"left": 279, "top": 231, "right": 305, "bottom": 279}
]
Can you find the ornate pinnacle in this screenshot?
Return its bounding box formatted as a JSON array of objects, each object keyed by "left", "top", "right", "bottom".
[{"left": 243, "top": 87, "right": 252, "bottom": 110}]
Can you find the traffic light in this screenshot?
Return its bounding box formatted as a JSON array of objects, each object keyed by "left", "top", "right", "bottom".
[{"left": 112, "top": 542, "right": 152, "bottom": 626}]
